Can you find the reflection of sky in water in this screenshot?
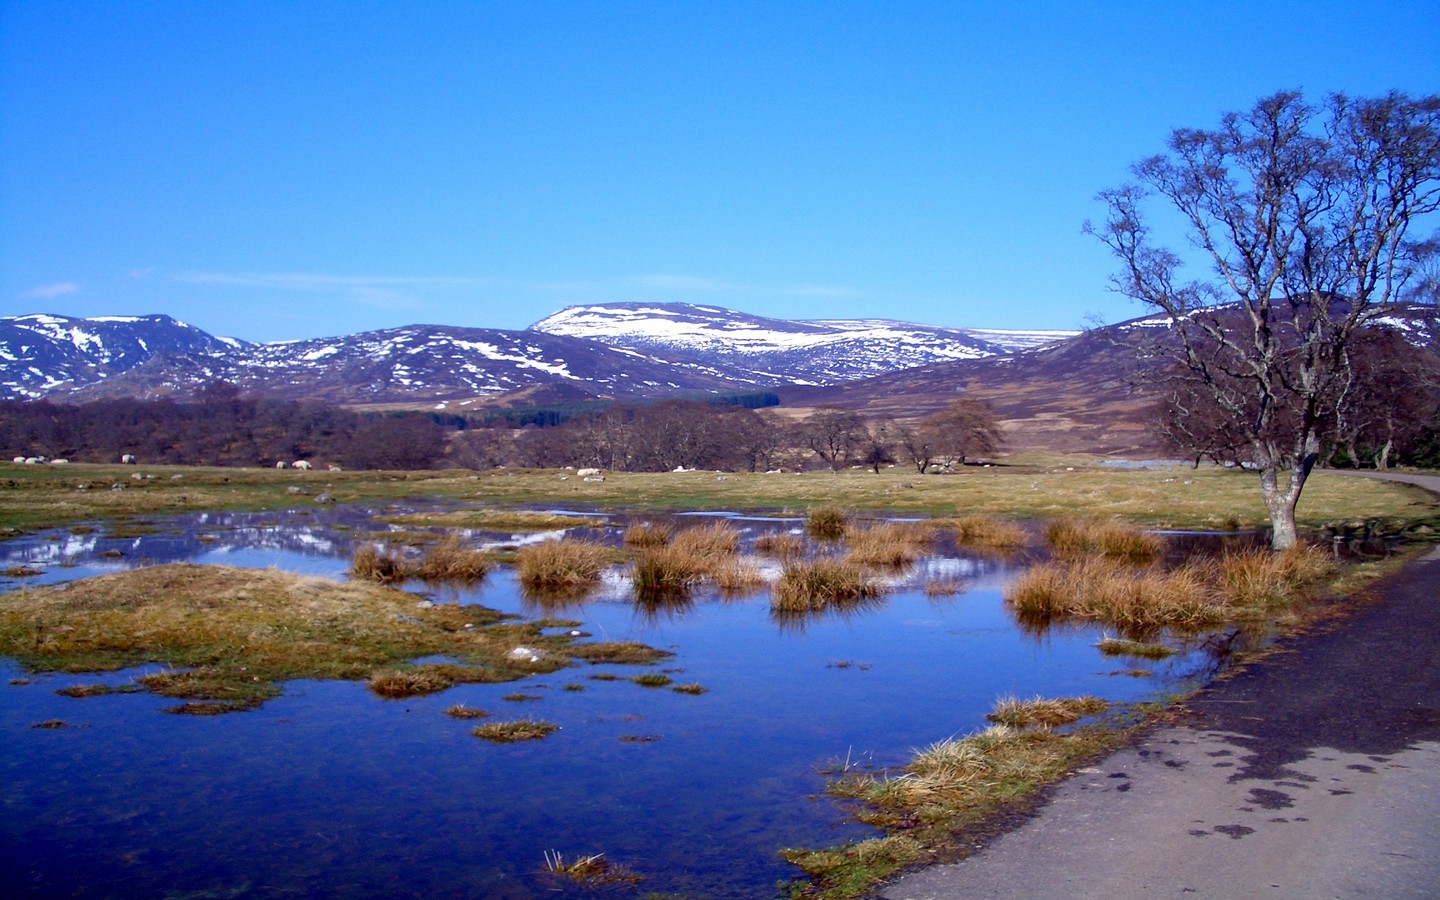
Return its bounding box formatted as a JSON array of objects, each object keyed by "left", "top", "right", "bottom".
[{"left": 1, "top": 508, "right": 1226, "bottom": 899}]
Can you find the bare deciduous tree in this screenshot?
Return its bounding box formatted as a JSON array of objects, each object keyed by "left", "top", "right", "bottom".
[{"left": 1089, "top": 91, "right": 1440, "bottom": 548}]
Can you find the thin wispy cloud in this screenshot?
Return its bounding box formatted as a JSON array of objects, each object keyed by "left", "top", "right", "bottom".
[
  {"left": 175, "top": 272, "right": 490, "bottom": 290},
  {"left": 627, "top": 274, "right": 731, "bottom": 291},
  {"left": 20, "top": 281, "right": 80, "bottom": 299}
]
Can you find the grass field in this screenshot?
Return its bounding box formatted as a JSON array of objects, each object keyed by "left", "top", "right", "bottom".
[{"left": 2, "top": 457, "right": 1434, "bottom": 537}]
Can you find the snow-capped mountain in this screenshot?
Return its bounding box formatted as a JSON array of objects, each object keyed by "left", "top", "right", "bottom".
[
  {"left": 52, "top": 324, "right": 758, "bottom": 407},
  {"left": 1, "top": 303, "right": 1079, "bottom": 406},
  {"left": 529, "top": 303, "right": 1075, "bottom": 384},
  {"left": 0, "top": 314, "right": 245, "bottom": 399}
]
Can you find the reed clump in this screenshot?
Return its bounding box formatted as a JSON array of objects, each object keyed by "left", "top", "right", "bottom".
[
  {"left": 414, "top": 535, "right": 491, "bottom": 583},
  {"left": 806, "top": 507, "right": 849, "bottom": 540},
  {"left": 631, "top": 545, "right": 706, "bottom": 597},
  {"left": 350, "top": 536, "right": 490, "bottom": 584},
  {"left": 773, "top": 559, "right": 880, "bottom": 612},
  {"left": 755, "top": 531, "right": 805, "bottom": 559},
  {"left": 1215, "top": 545, "right": 1337, "bottom": 611},
  {"left": 367, "top": 667, "right": 455, "bottom": 698},
  {"left": 349, "top": 542, "right": 411, "bottom": 584},
  {"left": 1008, "top": 543, "right": 1338, "bottom": 629},
  {"left": 949, "top": 515, "right": 1030, "bottom": 550},
  {"left": 516, "top": 539, "right": 612, "bottom": 590},
  {"left": 1006, "top": 558, "right": 1217, "bottom": 628},
  {"left": 844, "top": 521, "right": 934, "bottom": 568},
  {"left": 1046, "top": 518, "right": 1164, "bottom": 563},
  {"left": 622, "top": 521, "right": 672, "bottom": 548},
  {"left": 670, "top": 521, "right": 740, "bottom": 557}
]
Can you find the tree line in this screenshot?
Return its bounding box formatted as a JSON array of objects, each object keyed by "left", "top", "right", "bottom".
[{"left": 1, "top": 384, "right": 1004, "bottom": 475}]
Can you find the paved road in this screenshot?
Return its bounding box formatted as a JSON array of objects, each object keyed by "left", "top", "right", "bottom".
[{"left": 881, "top": 473, "right": 1440, "bottom": 900}]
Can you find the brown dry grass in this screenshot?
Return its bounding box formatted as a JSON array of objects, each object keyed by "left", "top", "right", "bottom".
[
  {"left": 844, "top": 521, "right": 934, "bottom": 568},
  {"left": 947, "top": 515, "right": 1030, "bottom": 550},
  {"left": 1047, "top": 518, "right": 1164, "bottom": 563},
  {"left": 773, "top": 559, "right": 881, "bottom": 612},
  {"left": 755, "top": 531, "right": 806, "bottom": 559},
  {"left": 515, "top": 539, "right": 612, "bottom": 589},
  {"left": 623, "top": 521, "right": 672, "bottom": 547},
  {"left": 670, "top": 521, "right": 740, "bottom": 557},
  {"left": 986, "top": 695, "right": 1108, "bottom": 728}
]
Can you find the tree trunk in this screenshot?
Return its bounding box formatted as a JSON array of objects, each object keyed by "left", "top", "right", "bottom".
[{"left": 1258, "top": 446, "right": 1317, "bottom": 551}]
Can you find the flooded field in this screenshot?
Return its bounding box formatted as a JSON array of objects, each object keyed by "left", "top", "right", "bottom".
[{"left": 1, "top": 505, "right": 1237, "bottom": 898}]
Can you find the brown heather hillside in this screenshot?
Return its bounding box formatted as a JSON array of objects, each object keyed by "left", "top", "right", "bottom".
[{"left": 777, "top": 326, "right": 1171, "bottom": 457}]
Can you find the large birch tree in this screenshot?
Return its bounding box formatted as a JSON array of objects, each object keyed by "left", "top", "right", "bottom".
[{"left": 1089, "top": 91, "right": 1440, "bottom": 549}]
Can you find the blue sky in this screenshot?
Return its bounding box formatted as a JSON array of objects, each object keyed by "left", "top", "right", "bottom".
[{"left": 2, "top": 1, "right": 1437, "bottom": 343}]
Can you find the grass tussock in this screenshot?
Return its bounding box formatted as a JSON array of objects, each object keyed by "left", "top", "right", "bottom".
[
  {"left": 444, "top": 704, "right": 490, "bottom": 719},
  {"left": 630, "top": 673, "right": 673, "bottom": 688},
  {"left": 349, "top": 542, "right": 411, "bottom": 584},
  {"left": 1006, "top": 558, "right": 1217, "bottom": 628},
  {"left": 1096, "top": 637, "right": 1177, "bottom": 659},
  {"left": 414, "top": 535, "right": 491, "bottom": 583},
  {"left": 1215, "top": 545, "right": 1337, "bottom": 610},
  {"left": 349, "top": 536, "right": 490, "bottom": 584},
  {"left": 1046, "top": 518, "right": 1164, "bottom": 563},
  {"left": 844, "top": 521, "right": 934, "bottom": 568},
  {"left": 949, "top": 515, "right": 1030, "bottom": 550},
  {"left": 772, "top": 559, "right": 880, "bottom": 613},
  {"left": 515, "top": 539, "right": 612, "bottom": 590},
  {"left": 367, "top": 667, "right": 455, "bottom": 698},
  {"left": 755, "top": 531, "right": 805, "bottom": 559},
  {"left": 631, "top": 544, "right": 707, "bottom": 597},
  {"left": 986, "top": 695, "right": 1108, "bottom": 729},
  {"left": 924, "top": 578, "right": 965, "bottom": 597},
  {"left": 623, "top": 521, "right": 672, "bottom": 547},
  {"left": 0, "top": 563, "right": 667, "bottom": 712},
  {"left": 806, "top": 507, "right": 848, "bottom": 540},
  {"left": 785, "top": 697, "right": 1130, "bottom": 898},
  {"left": 670, "top": 521, "right": 740, "bottom": 557},
  {"left": 472, "top": 718, "right": 559, "bottom": 742},
  {"left": 712, "top": 559, "right": 765, "bottom": 593},
  {"left": 1008, "top": 543, "right": 1338, "bottom": 629}
]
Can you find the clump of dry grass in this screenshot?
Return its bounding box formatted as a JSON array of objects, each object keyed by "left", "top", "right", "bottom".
[
  {"left": 1009, "top": 542, "right": 1339, "bottom": 629},
  {"left": 623, "top": 521, "right": 672, "bottom": 548},
  {"left": 805, "top": 506, "right": 848, "bottom": 540},
  {"left": 1006, "top": 558, "right": 1218, "bottom": 628},
  {"left": 349, "top": 542, "right": 411, "bottom": 583},
  {"left": 444, "top": 704, "right": 490, "bottom": 719},
  {"left": 472, "top": 718, "right": 559, "bottom": 742},
  {"left": 713, "top": 560, "right": 765, "bottom": 593},
  {"left": 1215, "top": 545, "right": 1337, "bottom": 611},
  {"left": 773, "top": 559, "right": 881, "bottom": 612},
  {"left": 367, "top": 667, "right": 455, "bottom": 698},
  {"left": 631, "top": 545, "right": 706, "bottom": 597},
  {"left": 755, "top": 531, "right": 805, "bottom": 559},
  {"left": 516, "top": 539, "right": 612, "bottom": 590},
  {"left": 1046, "top": 518, "right": 1164, "bottom": 563},
  {"left": 350, "top": 536, "right": 490, "bottom": 584},
  {"left": 986, "top": 695, "right": 1108, "bottom": 728},
  {"left": 948, "top": 515, "right": 1029, "bottom": 550},
  {"left": 670, "top": 521, "right": 740, "bottom": 557},
  {"left": 844, "top": 521, "right": 934, "bottom": 568},
  {"left": 414, "top": 535, "right": 491, "bottom": 583}
]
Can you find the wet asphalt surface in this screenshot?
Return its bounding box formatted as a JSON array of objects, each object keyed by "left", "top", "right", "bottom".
[{"left": 880, "top": 474, "right": 1440, "bottom": 899}]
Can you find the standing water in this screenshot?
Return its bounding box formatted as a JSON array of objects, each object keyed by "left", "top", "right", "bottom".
[{"left": 0, "top": 507, "right": 1230, "bottom": 898}]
